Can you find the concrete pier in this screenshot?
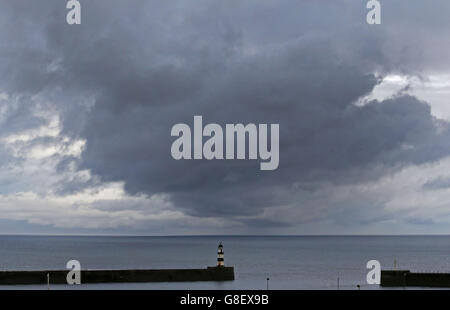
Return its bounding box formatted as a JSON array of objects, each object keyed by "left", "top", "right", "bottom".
[
  {"left": 0, "top": 266, "right": 235, "bottom": 285},
  {"left": 381, "top": 270, "right": 450, "bottom": 287}
]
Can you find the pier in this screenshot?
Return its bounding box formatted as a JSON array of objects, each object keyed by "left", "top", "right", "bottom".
[
  {"left": 0, "top": 266, "right": 235, "bottom": 285},
  {"left": 381, "top": 270, "right": 450, "bottom": 287},
  {"left": 0, "top": 243, "right": 234, "bottom": 285}
]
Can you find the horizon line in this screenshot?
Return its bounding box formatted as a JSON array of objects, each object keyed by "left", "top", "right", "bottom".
[{"left": 0, "top": 233, "right": 449, "bottom": 237}]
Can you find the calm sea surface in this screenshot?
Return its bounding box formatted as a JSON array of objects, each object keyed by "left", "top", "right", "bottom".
[{"left": 0, "top": 235, "right": 449, "bottom": 290}]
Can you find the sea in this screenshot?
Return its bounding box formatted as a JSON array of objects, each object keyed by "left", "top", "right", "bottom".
[{"left": 0, "top": 235, "right": 449, "bottom": 290}]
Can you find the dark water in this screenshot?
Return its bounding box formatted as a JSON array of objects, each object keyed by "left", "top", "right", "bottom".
[{"left": 0, "top": 235, "right": 449, "bottom": 290}]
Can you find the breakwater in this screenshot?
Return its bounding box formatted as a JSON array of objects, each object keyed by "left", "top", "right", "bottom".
[
  {"left": 381, "top": 270, "right": 450, "bottom": 287},
  {"left": 0, "top": 266, "right": 234, "bottom": 285}
]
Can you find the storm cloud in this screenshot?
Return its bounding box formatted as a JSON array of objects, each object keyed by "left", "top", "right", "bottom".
[{"left": 0, "top": 0, "right": 450, "bottom": 233}]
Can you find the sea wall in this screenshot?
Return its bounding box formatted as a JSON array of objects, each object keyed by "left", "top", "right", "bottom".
[
  {"left": 0, "top": 266, "right": 235, "bottom": 285},
  {"left": 381, "top": 270, "right": 450, "bottom": 287}
]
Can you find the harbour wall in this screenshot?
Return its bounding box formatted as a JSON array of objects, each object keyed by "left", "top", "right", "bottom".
[
  {"left": 381, "top": 270, "right": 450, "bottom": 287},
  {"left": 0, "top": 266, "right": 235, "bottom": 285}
]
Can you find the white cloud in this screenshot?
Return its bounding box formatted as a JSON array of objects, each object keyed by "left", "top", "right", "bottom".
[
  {"left": 0, "top": 94, "right": 228, "bottom": 232},
  {"left": 357, "top": 73, "right": 450, "bottom": 121}
]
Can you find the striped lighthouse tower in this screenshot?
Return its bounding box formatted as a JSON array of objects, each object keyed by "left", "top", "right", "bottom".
[{"left": 217, "top": 243, "right": 224, "bottom": 267}]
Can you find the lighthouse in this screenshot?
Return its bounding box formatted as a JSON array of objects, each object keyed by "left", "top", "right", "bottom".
[{"left": 217, "top": 243, "right": 224, "bottom": 267}]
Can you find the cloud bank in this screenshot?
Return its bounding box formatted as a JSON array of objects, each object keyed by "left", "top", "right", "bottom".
[{"left": 0, "top": 1, "right": 449, "bottom": 234}]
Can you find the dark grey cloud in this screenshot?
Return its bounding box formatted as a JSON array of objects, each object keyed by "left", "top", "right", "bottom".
[{"left": 1, "top": 0, "right": 450, "bottom": 229}]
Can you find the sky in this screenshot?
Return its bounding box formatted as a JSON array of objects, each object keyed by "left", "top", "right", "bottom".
[{"left": 0, "top": 0, "right": 450, "bottom": 235}]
